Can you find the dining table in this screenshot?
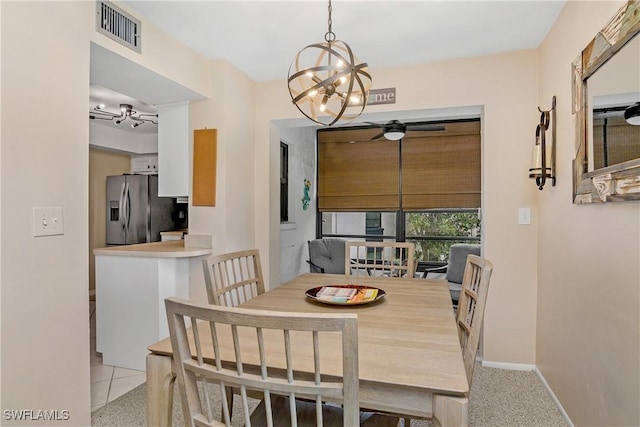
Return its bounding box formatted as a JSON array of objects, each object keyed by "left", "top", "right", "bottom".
[{"left": 146, "top": 273, "right": 470, "bottom": 426}]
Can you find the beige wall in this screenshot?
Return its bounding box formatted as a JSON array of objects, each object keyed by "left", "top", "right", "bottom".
[
  {"left": 256, "top": 49, "right": 541, "bottom": 364},
  {"left": 88, "top": 149, "right": 131, "bottom": 293},
  {"left": 188, "top": 60, "right": 257, "bottom": 301},
  {"left": 537, "top": 1, "right": 639, "bottom": 425},
  {"left": 1, "top": 2, "right": 94, "bottom": 424},
  {"left": 3, "top": 1, "right": 638, "bottom": 425},
  {"left": 1, "top": 2, "right": 215, "bottom": 424}
]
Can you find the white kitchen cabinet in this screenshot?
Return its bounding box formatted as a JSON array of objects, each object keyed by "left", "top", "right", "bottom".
[
  {"left": 131, "top": 154, "right": 158, "bottom": 174},
  {"left": 157, "top": 102, "right": 189, "bottom": 197}
]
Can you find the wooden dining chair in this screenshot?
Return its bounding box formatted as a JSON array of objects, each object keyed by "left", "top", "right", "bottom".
[
  {"left": 401, "top": 254, "right": 493, "bottom": 427},
  {"left": 456, "top": 254, "right": 493, "bottom": 384},
  {"left": 202, "top": 249, "right": 265, "bottom": 306},
  {"left": 165, "top": 296, "right": 400, "bottom": 427},
  {"left": 345, "top": 241, "right": 415, "bottom": 278}
]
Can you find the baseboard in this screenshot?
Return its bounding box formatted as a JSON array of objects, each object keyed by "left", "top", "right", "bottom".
[
  {"left": 480, "top": 360, "right": 536, "bottom": 371},
  {"left": 533, "top": 366, "right": 575, "bottom": 427},
  {"left": 480, "top": 360, "right": 574, "bottom": 427}
]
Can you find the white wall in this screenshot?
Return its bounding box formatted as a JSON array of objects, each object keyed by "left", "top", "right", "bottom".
[{"left": 279, "top": 126, "right": 317, "bottom": 284}]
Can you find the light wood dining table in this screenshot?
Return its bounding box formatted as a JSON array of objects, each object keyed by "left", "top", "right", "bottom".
[{"left": 146, "top": 273, "right": 470, "bottom": 426}]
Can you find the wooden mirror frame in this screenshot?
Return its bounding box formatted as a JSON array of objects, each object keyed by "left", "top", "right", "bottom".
[{"left": 572, "top": 0, "right": 640, "bottom": 204}]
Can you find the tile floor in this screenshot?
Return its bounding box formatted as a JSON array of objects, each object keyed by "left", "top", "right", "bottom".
[{"left": 90, "top": 301, "right": 146, "bottom": 412}]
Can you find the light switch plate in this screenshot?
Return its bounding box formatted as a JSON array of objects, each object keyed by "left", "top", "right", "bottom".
[
  {"left": 33, "top": 207, "right": 64, "bottom": 237},
  {"left": 518, "top": 207, "right": 531, "bottom": 225}
]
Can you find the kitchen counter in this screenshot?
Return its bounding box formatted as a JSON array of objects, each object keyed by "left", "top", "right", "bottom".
[
  {"left": 93, "top": 240, "right": 210, "bottom": 258},
  {"left": 94, "top": 237, "right": 213, "bottom": 370}
]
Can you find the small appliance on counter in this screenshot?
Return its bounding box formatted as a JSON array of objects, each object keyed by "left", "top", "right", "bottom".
[
  {"left": 106, "top": 174, "right": 188, "bottom": 245},
  {"left": 160, "top": 230, "right": 187, "bottom": 241}
]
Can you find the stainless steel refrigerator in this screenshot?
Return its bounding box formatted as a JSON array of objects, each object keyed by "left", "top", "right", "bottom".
[{"left": 106, "top": 174, "right": 186, "bottom": 245}]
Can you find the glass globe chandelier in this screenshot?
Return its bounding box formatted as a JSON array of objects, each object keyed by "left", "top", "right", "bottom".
[{"left": 287, "top": 0, "right": 372, "bottom": 126}]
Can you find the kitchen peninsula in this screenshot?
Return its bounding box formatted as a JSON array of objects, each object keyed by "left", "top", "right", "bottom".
[{"left": 94, "top": 239, "right": 212, "bottom": 371}]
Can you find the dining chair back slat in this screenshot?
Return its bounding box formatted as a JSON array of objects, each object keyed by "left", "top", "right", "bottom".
[
  {"left": 164, "top": 297, "right": 363, "bottom": 427},
  {"left": 345, "top": 241, "right": 416, "bottom": 278},
  {"left": 202, "top": 249, "right": 265, "bottom": 306},
  {"left": 456, "top": 254, "right": 494, "bottom": 385}
]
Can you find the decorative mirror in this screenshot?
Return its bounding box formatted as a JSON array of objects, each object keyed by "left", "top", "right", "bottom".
[{"left": 572, "top": 1, "right": 640, "bottom": 203}]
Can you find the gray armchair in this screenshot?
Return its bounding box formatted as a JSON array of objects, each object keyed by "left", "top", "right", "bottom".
[
  {"left": 422, "top": 243, "right": 481, "bottom": 305},
  {"left": 307, "top": 238, "right": 346, "bottom": 274}
]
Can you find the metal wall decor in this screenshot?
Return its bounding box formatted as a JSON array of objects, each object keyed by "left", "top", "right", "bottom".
[
  {"left": 287, "top": 0, "right": 372, "bottom": 126},
  {"left": 529, "top": 96, "right": 556, "bottom": 190}
]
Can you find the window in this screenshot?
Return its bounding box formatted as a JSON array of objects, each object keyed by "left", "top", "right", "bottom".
[
  {"left": 316, "top": 118, "right": 481, "bottom": 267},
  {"left": 280, "top": 142, "right": 289, "bottom": 222},
  {"left": 405, "top": 209, "right": 481, "bottom": 263}
]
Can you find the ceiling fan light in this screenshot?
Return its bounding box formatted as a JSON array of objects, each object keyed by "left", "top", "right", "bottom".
[
  {"left": 384, "top": 131, "right": 405, "bottom": 140},
  {"left": 624, "top": 102, "right": 640, "bottom": 125}
]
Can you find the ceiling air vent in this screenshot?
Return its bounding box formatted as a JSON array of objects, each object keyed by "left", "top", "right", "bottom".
[{"left": 96, "top": 1, "right": 141, "bottom": 53}]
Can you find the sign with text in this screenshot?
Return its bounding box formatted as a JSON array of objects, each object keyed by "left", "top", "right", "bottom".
[{"left": 368, "top": 88, "right": 396, "bottom": 105}]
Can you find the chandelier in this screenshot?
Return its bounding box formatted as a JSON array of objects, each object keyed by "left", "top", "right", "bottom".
[
  {"left": 287, "top": 0, "right": 372, "bottom": 126},
  {"left": 89, "top": 103, "right": 158, "bottom": 128}
]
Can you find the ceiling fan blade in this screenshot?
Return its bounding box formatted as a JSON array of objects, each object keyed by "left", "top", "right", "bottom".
[
  {"left": 370, "top": 131, "right": 385, "bottom": 141},
  {"left": 406, "top": 123, "right": 446, "bottom": 131},
  {"left": 365, "top": 121, "right": 385, "bottom": 128}
]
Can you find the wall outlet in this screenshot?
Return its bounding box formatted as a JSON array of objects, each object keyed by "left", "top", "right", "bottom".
[{"left": 33, "top": 207, "right": 64, "bottom": 237}]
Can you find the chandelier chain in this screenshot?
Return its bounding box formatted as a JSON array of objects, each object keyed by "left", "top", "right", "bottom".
[{"left": 325, "top": 0, "right": 335, "bottom": 42}]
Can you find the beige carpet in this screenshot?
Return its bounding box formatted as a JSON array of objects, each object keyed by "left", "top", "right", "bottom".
[{"left": 91, "top": 364, "right": 569, "bottom": 426}]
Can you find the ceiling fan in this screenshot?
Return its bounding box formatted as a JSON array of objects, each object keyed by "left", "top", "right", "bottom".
[{"left": 368, "top": 119, "right": 445, "bottom": 141}]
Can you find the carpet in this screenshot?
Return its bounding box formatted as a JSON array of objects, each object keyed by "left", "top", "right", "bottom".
[{"left": 91, "top": 365, "right": 569, "bottom": 426}]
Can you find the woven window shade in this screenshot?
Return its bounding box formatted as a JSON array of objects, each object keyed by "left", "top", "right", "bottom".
[
  {"left": 593, "top": 116, "right": 640, "bottom": 169},
  {"left": 402, "top": 121, "right": 481, "bottom": 209},
  {"left": 318, "top": 128, "right": 399, "bottom": 211}
]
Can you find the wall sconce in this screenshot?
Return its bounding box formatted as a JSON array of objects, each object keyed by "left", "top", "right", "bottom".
[{"left": 529, "top": 96, "right": 556, "bottom": 190}]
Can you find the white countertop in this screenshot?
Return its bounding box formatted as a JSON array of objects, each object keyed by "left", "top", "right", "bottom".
[{"left": 93, "top": 240, "right": 212, "bottom": 258}]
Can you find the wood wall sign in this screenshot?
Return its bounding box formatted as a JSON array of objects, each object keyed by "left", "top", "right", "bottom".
[
  {"left": 368, "top": 88, "right": 396, "bottom": 105},
  {"left": 193, "top": 129, "right": 217, "bottom": 206}
]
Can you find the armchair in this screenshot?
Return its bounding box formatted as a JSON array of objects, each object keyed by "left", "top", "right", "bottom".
[
  {"left": 422, "top": 243, "right": 481, "bottom": 305},
  {"left": 307, "top": 238, "right": 347, "bottom": 274}
]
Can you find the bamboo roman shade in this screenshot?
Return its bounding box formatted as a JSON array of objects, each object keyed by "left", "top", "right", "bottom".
[
  {"left": 318, "top": 128, "right": 399, "bottom": 211},
  {"left": 318, "top": 119, "right": 480, "bottom": 212},
  {"left": 402, "top": 120, "right": 481, "bottom": 209}
]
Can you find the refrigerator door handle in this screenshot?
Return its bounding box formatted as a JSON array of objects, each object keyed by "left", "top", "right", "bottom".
[
  {"left": 124, "top": 182, "right": 131, "bottom": 233},
  {"left": 119, "top": 182, "right": 127, "bottom": 237}
]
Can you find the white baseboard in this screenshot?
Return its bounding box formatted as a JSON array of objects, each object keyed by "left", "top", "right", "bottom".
[
  {"left": 533, "top": 366, "right": 575, "bottom": 427},
  {"left": 481, "top": 360, "right": 536, "bottom": 371},
  {"left": 480, "top": 359, "right": 574, "bottom": 427}
]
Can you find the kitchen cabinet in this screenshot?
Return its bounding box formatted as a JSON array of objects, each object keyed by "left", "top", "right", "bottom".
[
  {"left": 131, "top": 154, "right": 158, "bottom": 174},
  {"left": 157, "top": 102, "right": 189, "bottom": 197}
]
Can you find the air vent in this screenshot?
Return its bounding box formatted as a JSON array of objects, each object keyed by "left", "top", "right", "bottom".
[{"left": 96, "top": 1, "right": 141, "bottom": 53}]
